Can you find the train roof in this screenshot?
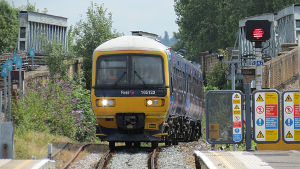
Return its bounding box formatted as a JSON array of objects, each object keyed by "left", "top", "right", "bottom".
[{"left": 95, "top": 36, "right": 168, "bottom": 52}]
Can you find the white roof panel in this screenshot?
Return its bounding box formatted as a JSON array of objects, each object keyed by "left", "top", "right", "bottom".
[{"left": 95, "top": 36, "right": 168, "bottom": 52}]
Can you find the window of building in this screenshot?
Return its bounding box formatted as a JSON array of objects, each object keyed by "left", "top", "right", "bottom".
[
  {"left": 20, "top": 41, "right": 25, "bottom": 51},
  {"left": 20, "top": 27, "right": 26, "bottom": 38},
  {"left": 296, "top": 20, "right": 300, "bottom": 28}
]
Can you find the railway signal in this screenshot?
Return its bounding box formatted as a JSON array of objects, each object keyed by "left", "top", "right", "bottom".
[{"left": 245, "top": 20, "right": 271, "bottom": 43}]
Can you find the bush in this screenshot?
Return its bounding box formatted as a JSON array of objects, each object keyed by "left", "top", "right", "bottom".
[{"left": 12, "top": 73, "right": 96, "bottom": 141}]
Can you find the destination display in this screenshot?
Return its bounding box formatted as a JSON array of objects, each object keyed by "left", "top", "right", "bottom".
[
  {"left": 253, "top": 90, "right": 280, "bottom": 143},
  {"left": 283, "top": 91, "right": 300, "bottom": 143}
]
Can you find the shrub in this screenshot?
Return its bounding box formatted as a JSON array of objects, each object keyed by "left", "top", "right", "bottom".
[{"left": 12, "top": 73, "right": 96, "bottom": 141}]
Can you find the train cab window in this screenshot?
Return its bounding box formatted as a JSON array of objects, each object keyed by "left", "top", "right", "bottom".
[
  {"left": 95, "top": 54, "right": 164, "bottom": 87},
  {"left": 96, "top": 55, "right": 128, "bottom": 86},
  {"left": 132, "top": 55, "right": 164, "bottom": 85}
]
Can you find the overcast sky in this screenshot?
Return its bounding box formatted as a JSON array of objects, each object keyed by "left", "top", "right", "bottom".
[{"left": 8, "top": 0, "right": 179, "bottom": 37}]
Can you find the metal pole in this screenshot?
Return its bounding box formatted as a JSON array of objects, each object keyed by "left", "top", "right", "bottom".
[
  {"left": 231, "top": 64, "right": 236, "bottom": 90},
  {"left": 4, "top": 77, "right": 7, "bottom": 121},
  {"left": 255, "top": 47, "right": 262, "bottom": 90},
  {"left": 8, "top": 71, "right": 11, "bottom": 121},
  {"left": 31, "top": 57, "right": 34, "bottom": 70},
  {"left": 245, "top": 83, "right": 252, "bottom": 151},
  {"left": 231, "top": 63, "right": 236, "bottom": 151},
  {"left": 0, "top": 91, "right": 2, "bottom": 122},
  {"left": 19, "top": 68, "right": 22, "bottom": 99}
]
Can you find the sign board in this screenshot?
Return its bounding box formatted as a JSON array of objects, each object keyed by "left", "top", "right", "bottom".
[
  {"left": 12, "top": 54, "right": 18, "bottom": 63},
  {"left": 252, "top": 60, "right": 264, "bottom": 66},
  {"left": 232, "top": 93, "right": 242, "bottom": 142},
  {"left": 1, "top": 65, "right": 8, "bottom": 77},
  {"left": 29, "top": 48, "right": 35, "bottom": 58},
  {"left": 253, "top": 90, "right": 280, "bottom": 143},
  {"left": 5, "top": 60, "right": 13, "bottom": 71},
  {"left": 209, "top": 123, "right": 220, "bottom": 139},
  {"left": 206, "top": 90, "right": 244, "bottom": 144},
  {"left": 282, "top": 90, "right": 300, "bottom": 143},
  {"left": 16, "top": 58, "right": 22, "bottom": 69}
]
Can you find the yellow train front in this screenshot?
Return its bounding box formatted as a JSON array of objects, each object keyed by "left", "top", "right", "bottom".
[{"left": 91, "top": 36, "right": 204, "bottom": 149}]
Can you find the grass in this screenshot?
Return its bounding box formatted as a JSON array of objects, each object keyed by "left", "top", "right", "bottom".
[{"left": 14, "top": 130, "right": 73, "bottom": 159}]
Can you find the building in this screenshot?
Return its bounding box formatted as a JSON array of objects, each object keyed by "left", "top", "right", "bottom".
[{"left": 18, "top": 11, "right": 68, "bottom": 55}]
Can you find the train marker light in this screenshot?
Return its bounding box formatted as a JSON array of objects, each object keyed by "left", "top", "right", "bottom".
[
  {"left": 146, "top": 99, "right": 164, "bottom": 107},
  {"left": 102, "top": 99, "right": 108, "bottom": 106},
  {"left": 96, "top": 99, "right": 115, "bottom": 107},
  {"left": 147, "top": 100, "right": 153, "bottom": 105}
]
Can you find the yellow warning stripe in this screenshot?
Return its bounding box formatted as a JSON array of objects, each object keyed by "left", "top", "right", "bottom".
[
  {"left": 14, "top": 160, "right": 32, "bottom": 169},
  {"left": 210, "top": 151, "right": 235, "bottom": 169}
]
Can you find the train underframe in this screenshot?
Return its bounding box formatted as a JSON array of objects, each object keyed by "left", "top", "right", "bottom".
[
  {"left": 96, "top": 114, "right": 202, "bottom": 149},
  {"left": 162, "top": 115, "right": 202, "bottom": 145}
]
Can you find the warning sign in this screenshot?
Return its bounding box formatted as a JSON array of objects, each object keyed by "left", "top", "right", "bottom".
[
  {"left": 256, "top": 95, "right": 264, "bottom": 101},
  {"left": 285, "top": 106, "right": 293, "bottom": 114},
  {"left": 285, "top": 95, "right": 293, "bottom": 102},
  {"left": 286, "top": 131, "right": 293, "bottom": 138},
  {"left": 209, "top": 123, "right": 220, "bottom": 139},
  {"left": 234, "top": 105, "right": 240, "bottom": 110},
  {"left": 257, "top": 131, "right": 264, "bottom": 138},
  {"left": 234, "top": 94, "right": 240, "bottom": 99},
  {"left": 256, "top": 106, "right": 264, "bottom": 114},
  {"left": 283, "top": 91, "right": 300, "bottom": 143},
  {"left": 254, "top": 91, "right": 279, "bottom": 143}
]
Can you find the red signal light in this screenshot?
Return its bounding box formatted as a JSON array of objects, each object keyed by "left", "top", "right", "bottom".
[{"left": 252, "top": 28, "right": 264, "bottom": 40}]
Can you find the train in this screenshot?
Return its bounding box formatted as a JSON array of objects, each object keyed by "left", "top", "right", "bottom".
[{"left": 91, "top": 35, "right": 204, "bottom": 149}]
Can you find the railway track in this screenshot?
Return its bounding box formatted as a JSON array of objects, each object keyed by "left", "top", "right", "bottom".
[
  {"left": 56, "top": 141, "right": 208, "bottom": 169},
  {"left": 96, "top": 147, "right": 159, "bottom": 169}
]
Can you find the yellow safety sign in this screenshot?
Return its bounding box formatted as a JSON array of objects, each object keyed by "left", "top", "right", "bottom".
[
  {"left": 256, "top": 95, "right": 264, "bottom": 102},
  {"left": 234, "top": 94, "right": 240, "bottom": 99},
  {"left": 285, "top": 95, "right": 293, "bottom": 102},
  {"left": 209, "top": 123, "right": 220, "bottom": 139},
  {"left": 257, "top": 131, "right": 264, "bottom": 138},
  {"left": 234, "top": 105, "right": 240, "bottom": 110},
  {"left": 286, "top": 131, "right": 293, "bottom": 138}
]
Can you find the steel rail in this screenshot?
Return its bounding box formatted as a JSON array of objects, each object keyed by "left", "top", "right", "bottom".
[
  {"left": 61, "top": 143, "right": 89, "bottom": 169},
  {"left": 96, "top": 150, "right": 112, "bottom": 169}
]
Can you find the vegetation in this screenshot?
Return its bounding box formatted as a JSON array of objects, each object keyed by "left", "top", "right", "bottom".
[
  {"left": 12, "top": 74, "right": 96, "bottom": 142},
  {"left": 15, "top": 130, "right": 72, "bottom": 159},
  {"left": 174, "top": 0, "right": 297, "bottom": 61},
  {"left": 44, "top": 42, "right": 74, "bottom": 77},
  {"left": 72, "top": 2, "right": 121, "bottom": 89},
  {"left": 0, "top": 0, "right": 18, "bottom": 54}
]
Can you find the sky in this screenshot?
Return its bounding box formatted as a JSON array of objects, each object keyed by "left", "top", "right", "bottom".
[{"left": 7, "top": 0, "right": 179, "bottom": 37}]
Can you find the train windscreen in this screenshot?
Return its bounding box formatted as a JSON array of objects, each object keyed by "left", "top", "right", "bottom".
[{"left": 95, "top": 54, "right": 164, "bottom": 88}]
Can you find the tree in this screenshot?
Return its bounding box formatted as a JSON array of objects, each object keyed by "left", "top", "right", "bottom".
[
  {"left": 174, "top": 0, "right": 297, "bottom": 61},
  {"left": 44, "top": 42, "right": 73, "bottom": 77},
  {"left": 73, "top": 3, "right": 121, "bottom": 89},
  {"left": 0, "top": 0, "right": 18, "bottom": 53}
]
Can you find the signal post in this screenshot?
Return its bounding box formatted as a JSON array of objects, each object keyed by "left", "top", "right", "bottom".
[{"left": 245, "top": 20, "right": 271, "bottom": 90}]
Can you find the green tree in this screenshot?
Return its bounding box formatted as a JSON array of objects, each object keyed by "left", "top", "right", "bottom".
[
  {"left": 206, "top": 61, "right": 228, "bottom": 89},
  {"left": 0, "top": 0, "right": 18, "bottom": 53},
  {"left": 73, "top": 3, "right": 121, "bottom": 89},
  {"left": 44, "top": 42, "right": 73, "bottom": 77}
]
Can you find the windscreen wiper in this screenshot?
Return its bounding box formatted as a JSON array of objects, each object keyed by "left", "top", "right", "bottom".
[
  {"left": 114, "top": 71, "right": 127, "bottom": 86},
  {"left": 134, "top": 70, "right": 146, "bottom": 86}
]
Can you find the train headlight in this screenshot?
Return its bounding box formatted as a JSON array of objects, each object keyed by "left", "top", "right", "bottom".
[
  {"left": 146, "top": 99, "right": 164, "bottom": 107},
  {"left": 96, "top": 99, "right": 115, "bottom": 107}
]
